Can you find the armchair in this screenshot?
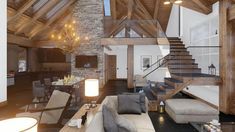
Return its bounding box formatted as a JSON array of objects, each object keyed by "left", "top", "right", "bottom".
[
  {"left": 16, "top": 90, "right": 71, "bottom": 128},
  {"left": 134, "top": 74, "right": 149, "bottom": 92}
]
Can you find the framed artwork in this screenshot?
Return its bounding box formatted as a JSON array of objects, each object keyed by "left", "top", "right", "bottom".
[{"left": 141, "top": 55, "right": 152, "bottom": 70}]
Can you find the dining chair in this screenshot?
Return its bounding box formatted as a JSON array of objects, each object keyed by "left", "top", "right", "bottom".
[
  {"left": 32, "top": 80, "right": 45, "bottom": 101},
  {"left": 52, "top": 76, "right": 59, "bottom": 82},
  {"left": 44, "top": 78, "right": 53, "bottom": 100}
]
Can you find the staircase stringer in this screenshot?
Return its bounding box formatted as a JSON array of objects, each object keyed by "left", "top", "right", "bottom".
[{"left": 161, "top": 79, "right": 194, "bottom": 100}]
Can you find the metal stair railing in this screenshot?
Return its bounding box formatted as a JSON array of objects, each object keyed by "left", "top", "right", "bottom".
[{"left": 143, "top": 54, "right": 177, "bottom": 78}]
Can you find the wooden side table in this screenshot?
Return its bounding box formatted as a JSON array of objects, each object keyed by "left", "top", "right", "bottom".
[
  {"left": 60, "top": 104, "right": 100, "bottom": 132},
  {"left": 148, "top": 100, "right": 158, "bottom": 112}
]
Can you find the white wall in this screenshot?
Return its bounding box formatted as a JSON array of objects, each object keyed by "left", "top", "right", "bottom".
[
  {"left": 176, "top": 2, "right": 219, "bottom": 106},
  {"left": 183, "top": 86, "right": 219, "bottom": 107},
  {"left": 0, "top": 0, "right": 7, "bottom": 103},
  {"left": 104, "top": 45, "right": 170, "bottom": 81},
  {"left": 134, "top": 45, "right": 170, "bottom": 82},
  {"left": 180, "top": 2, "right": 219, "bottom": 46},
  {"left": 166, "top": 4, "right": 180, "bottom": 37}
]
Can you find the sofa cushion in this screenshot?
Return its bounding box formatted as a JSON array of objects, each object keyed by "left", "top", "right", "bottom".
[
  {"left": 118, "top": 94, "right": 141, "bottom": 114},
  {"left": 86, "top": 112, "right": 104, "bottom": 132},
  {"left": 116, "top": 116, "right": 137, "bottom": 132},
  {"left": 121, "top": 113, "right": 155, "bottom": 131},
  {"left": 123, "top": 92, "right": 146, "bottom": 113},
  {"left": 102, "top": 105, "right": 118, "bottom": 132},
  {"left": 165, "top": 99, "right": 219, "bottom": 115}
]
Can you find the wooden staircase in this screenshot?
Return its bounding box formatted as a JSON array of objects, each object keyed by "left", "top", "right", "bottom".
[{"left": 149, "top": 37, "right": 221, "bottom": 100}]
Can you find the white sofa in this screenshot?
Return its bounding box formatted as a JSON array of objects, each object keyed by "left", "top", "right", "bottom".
[
  {"left": 165, "top": 99, "right": 219, "bottom": 124},
  {"left": 86, "top": 96, "right": 155, "bottom": 132}
]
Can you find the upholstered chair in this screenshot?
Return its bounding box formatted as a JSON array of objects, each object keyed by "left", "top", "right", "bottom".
[{"left": 16, "top": 90, "right": 71, "bottom": 127}]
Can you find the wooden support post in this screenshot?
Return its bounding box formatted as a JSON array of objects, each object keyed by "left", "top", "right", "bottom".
[
  {"left": 126, "top": 27, "right": 134, "bottom": 88},
  {"left": 219, "top": 0, "right": 235, "bottom": 114},
  {"left": 127, "top": 45, "right": 134, "bottom": 89}
]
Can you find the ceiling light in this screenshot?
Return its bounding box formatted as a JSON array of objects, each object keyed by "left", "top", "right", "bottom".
[
  {"left": 164, "top": 0, "right": 171, "bottom": 5},
  {"left": 174, "top": 0, "right": 183, "bottom": 4}
]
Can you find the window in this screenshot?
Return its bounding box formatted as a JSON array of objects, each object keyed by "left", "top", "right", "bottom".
[
  {"left": 18, "top": 48, "right": 27, "bottom": 72},
  {"left": 104, "top": 0, "right": 111, "bottom": 16}
]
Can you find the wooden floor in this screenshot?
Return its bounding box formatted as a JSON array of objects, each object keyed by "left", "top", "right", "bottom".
[
  {"left": 1, "top": 79, "right": 235, "bottom": 132},
  {"left": 100, "top": 80, "right": 197, "bottom": 132}
]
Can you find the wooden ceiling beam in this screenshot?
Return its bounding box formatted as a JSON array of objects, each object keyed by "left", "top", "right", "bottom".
[
  {"left": 229, "top": 4, "right": 235, "bottom": 21},
  {"left": 7, "top": 7, "right": 45, "bottom": 37},
  {"left": 7, "top": 0, "right": 37, "bottom": 23},
  {"left": 101, "top": 38, "right": 158, "bottom": 45},
  {"left": 135, "top": 0, "right": 153, "bottom": 19},
  {"left": 131, "top": 24, "right": 152, "bottom": 37},
  {"left": 104, "top": 16, "right": 128, "bottom": 37},
  {"left": 110, "top": 0, "right": 117, "bottom": 19},
  {"left": 127, "top": 0, "right": 134, "bottom": 19},
  {"left": 32, "top": 11, "right": 73, "bottom": 40},
  {"left": 8, "top": 33, "right": 33, "bottom": 47},
  {"left": 29, "top": 0, "right": 76, "bottom": 38},
  {"left": 192, "top": 0, "right": 212, "bottom": 14},
  {"left": 104, "top": 45, "right": 112, "bottom": 51},
  {"left": 133, "top": 12, "right": 157, "bottom": 36},
  {"left": 15, "top": 0, "right": 61, "bottom": 34},
  {"left": 153, "top": 0, "right": 160, "bottom": 19}
]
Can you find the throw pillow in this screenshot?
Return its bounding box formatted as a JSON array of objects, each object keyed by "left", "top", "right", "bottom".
[
  {"left": 102, "top": 105, "right": 118, "bottom": 132},
  {"left": 116, "top": 116, "right": 137, "bottom": 132},
  {"left": 123, "top": 92, "right": 146, "bottom": 113},
  {"left": 118, "top": 94, "right": 141, "bottom": 114}
]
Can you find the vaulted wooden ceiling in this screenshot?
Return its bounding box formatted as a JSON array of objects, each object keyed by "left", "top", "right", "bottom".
[
  {"left": 7, "top": 0, "right": 76, "bottom": 47},
  {"left": 107, "top": 0, "right": 219, "bottom": 37},
  {"left": 7, "top": 0, "right": 219, "bottom": 47}
]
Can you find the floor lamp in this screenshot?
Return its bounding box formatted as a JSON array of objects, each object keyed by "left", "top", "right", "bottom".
[{"left": 85, "top": 79, "right": 99, "bottom": 109}]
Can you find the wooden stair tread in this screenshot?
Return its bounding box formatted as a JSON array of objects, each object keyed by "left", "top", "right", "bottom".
[
  {"left": 164, "top": 78, "right": 183, "bottom": 83},
  {"left": 172, "top": 73, "right": 219, "bottom": 78}
]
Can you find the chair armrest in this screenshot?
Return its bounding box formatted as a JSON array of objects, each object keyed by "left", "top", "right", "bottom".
[
  {"left": 38, "top": 106, "right": 66, "bottom": 123},
  {"left": 28, "top": 106, "right": 65, "bottom": 112},
  {"left": 31, "top": 101, "right": 48, "bottom": 104},
  {"left": 42, "top": 106, "right": 65, "bottom": 112},
  {"left": 26, "top": 102, "right": 48, "bottom": 112}
]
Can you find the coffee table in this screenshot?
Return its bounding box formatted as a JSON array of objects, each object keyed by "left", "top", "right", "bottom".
[
  {"left": 60, "top": 104, "right": 100, "bottom": 132},
  {"left": 190, "top": 122, "right": 235, "bottom": 132}
]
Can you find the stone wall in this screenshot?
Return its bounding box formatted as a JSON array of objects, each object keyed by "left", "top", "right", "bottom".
[{"left": 72, "top": 0, "right": 105, "bottom": 87}]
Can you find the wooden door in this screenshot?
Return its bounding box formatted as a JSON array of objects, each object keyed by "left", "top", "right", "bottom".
[{"left": 105, "top": 55, "right": 117, "bottom": 81}]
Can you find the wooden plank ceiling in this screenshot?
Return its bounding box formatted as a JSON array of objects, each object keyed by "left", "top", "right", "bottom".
[{"left": 7, "top": 0, "right": 218, "bottom": 47}]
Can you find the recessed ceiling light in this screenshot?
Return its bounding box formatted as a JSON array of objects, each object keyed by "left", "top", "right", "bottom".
[
  {"left": 164, "top": 0, "right": 171, "bottom": 5},
  {"left": 174, "top": 0, "right": 183, "bottom": 4}
]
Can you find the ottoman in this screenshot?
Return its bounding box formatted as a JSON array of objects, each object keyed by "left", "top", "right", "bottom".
[{"left": 165, "top": 99, "right": 219, "bottom": 123}]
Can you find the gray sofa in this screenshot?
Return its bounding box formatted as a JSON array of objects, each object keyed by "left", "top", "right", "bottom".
[{"left": 86, "top": 96, "right": 155, "bottom": 132}]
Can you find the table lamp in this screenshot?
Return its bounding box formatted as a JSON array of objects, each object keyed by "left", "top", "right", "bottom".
[
  {"left": 0, "top": 117, "right": 38, "bottom": 132},
  {"left": 85, "top": 79, "right": 99, "bottom": 109}
]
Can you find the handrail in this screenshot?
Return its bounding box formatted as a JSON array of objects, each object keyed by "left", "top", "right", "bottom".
[
  {"left": 186, "top": 46, "right": 221, "bottom": 48},
  {"left": 143, "top": 54, "right": 169, "bottom": 72},
  {"left": 143, "top": 55, "right": 177, "bottom": 78}
]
